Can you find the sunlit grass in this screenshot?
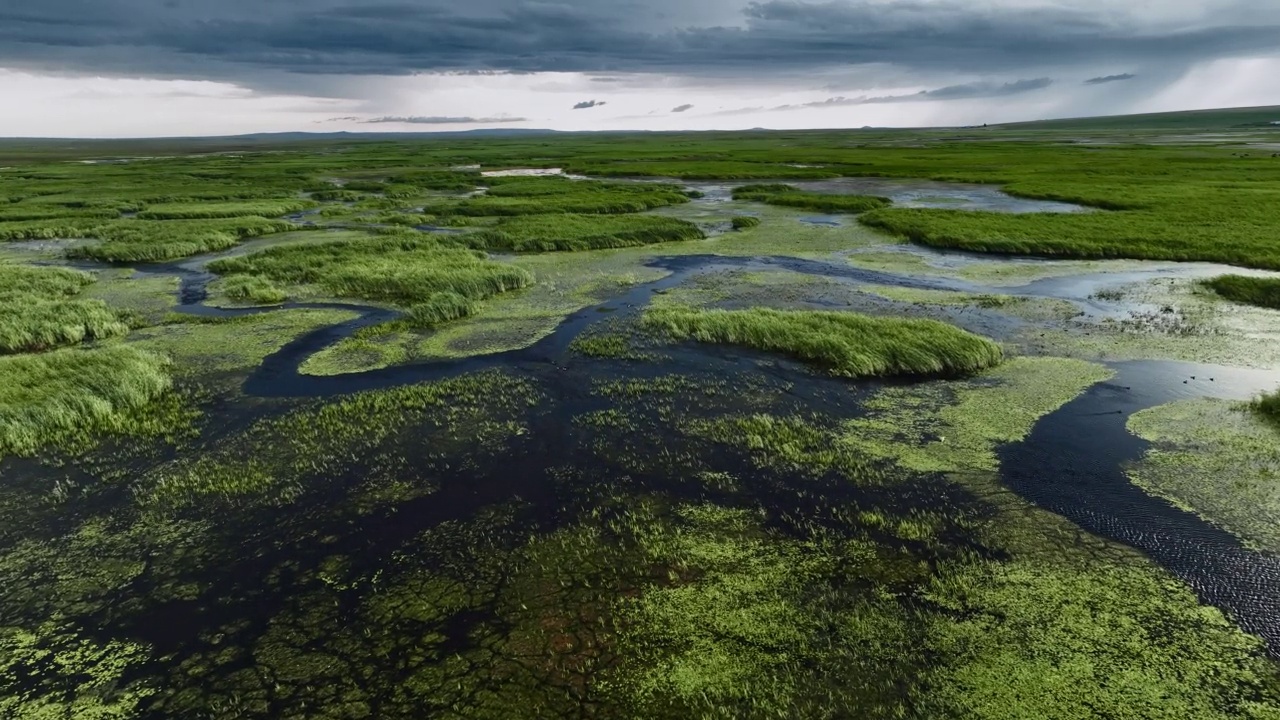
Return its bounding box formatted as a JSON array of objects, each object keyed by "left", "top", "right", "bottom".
[{"left": 644, "top": 305, "right": 1003, "bottom": 377}]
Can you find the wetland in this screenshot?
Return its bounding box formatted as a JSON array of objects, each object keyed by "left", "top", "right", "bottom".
[{"left": 3, "top": 125, "right": 1280, "bottom": 718}]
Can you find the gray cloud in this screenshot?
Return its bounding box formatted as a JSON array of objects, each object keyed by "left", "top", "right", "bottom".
[
  {"left": 360, "top": 115, "right": 528, "bottom": 124},
  {"left": 1085, "top": 73, "right": 1137, "bottom": 85},
  {"left": 728, "top": 76, "right": 1053, "bottom": 114},
  {"left": 0, "top": 1, "right": 1276, "bottom": 91},
  {"left": 672, "top": 103, "right": 694, "bottom": 112},
  {"left": 573, "top": 100, "right": 607, "bottom": 109}
]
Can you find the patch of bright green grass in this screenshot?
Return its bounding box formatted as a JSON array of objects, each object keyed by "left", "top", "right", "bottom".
[
  {"left": 1202, "top": 275, "right": 1280, "bottom": 310},
  {"left": 467, "top": 213, "right": 704, "bottom": 252},
  {"left": 0, "top": 345, "right": 171, "bottom": 457},
  {"left": 69, "top": 217, "right": 298, "bottom": 263},
  {"left": 730, "top": 216, "right": 761, "bottom": 230},
  {"left": 643, "top": 305, "right": 1003, "bottom": 378},
  {"left": 0, "top": 264, "right": 94, "bottom": 298},
  {"left": 0, "top": 299, "right": 128, "bottom": 353},
  {"left": 135, "top": 200, "right": 316, "bottom": 220},
  {"left": 218, "top": 275, "right": 288, "bottom": 305},
  {"left": 733, "top": 184, "right": 892, "bottom": 213},
  {"left": 209, "top": 233, "right": 531, "bottom": 314},
  {"left": 421, "top": 179, "right": 690, "bottom": 216}
]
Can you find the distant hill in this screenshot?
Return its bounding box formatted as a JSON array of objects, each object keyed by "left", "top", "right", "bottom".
[{"left": 995, "top": 105, "right": 1280, "bottom": 132}]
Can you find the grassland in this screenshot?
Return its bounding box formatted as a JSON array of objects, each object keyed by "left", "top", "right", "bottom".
[
  {"left": 1203, "top": 275, "right": 1280, "bottom": 310},
  {"left": 3, "top": 123, "right": 1280, "bottom": 719},
  {"left": 643, "top": 305, "right": 1004, "bottom": 377},
  {"left": 1253, "top": 388, "right": 1280, "bottom": 424}
]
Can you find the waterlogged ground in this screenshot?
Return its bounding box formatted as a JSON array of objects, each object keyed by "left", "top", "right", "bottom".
[{"left": 5, "top": 144, "right": 1280, "bottom": 718}]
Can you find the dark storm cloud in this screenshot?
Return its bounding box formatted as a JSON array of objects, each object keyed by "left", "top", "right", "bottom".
[
  {"left": 672, "top": 104, "right": 695, "bottom": 112},
  {"left": 360, "top": 115, "right": 528, "bottom": 124},
  {"left": 1085, "top": 73, "right": 1137, "bottom": 85},
  {"left": 0, "top": 1, "right": 1277, "bottom": 87},
  {"left": 573, "top": 100, "right": 607, "bottom": 109}
]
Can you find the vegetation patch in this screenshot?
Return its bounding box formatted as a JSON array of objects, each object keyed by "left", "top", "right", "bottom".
[
  {"left": 136, "top": 200, "right": 316, "bottom": 220},
  {"left": 643, "top": 305, "right": 1003, "bottom": 378},
  {"left": 209, "top": 233, "right": 531, "bottom": 324},
  {"left": 421, "top": 178, "right": 690, "bottom": 216},
  {"left": 0, "top": 345, "right": 172, "bottom": 457},
  {"left": 730, "top": 216, "right": 761, "bottom": 230},
  {"left": 733, "top": 184, "right": 892, "bottom": 213},
  {"left": 1202, "top": 275, "right": 1280, "bottom": 310},
  {"left": 0, "top": 263, "right": 128, "bottom": 353},
  {"left": 70, "top": 217, "right": 298, "bottom": 263},
  {"left": 1128, "top": 398, "right": 1280, "bottom": 552},
  {"left": 217, "top": 275, "right": 288, "bottom": 305},
  {"left": 842, "top": 357, "right": 1113, "bottom": 473},
  {"left": 468, "top": 214, "right": 704, "bottom": 252}
]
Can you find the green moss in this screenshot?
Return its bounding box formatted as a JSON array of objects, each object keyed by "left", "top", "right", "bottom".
[
  {"left": 916, "top": 554, "right": 1280, "bottom": 720},
  {"left": 841, "top": 357, "right": 1113, "bottom": 473},
  {"left": 1128, "top": 398, "right": 1280, "bottom": 552},
  {"left": 138, "top": 371, "right": 537, "bottom": 511},
  {"left": 131, "top": 308, "right": 360, "bottom": 381},
  {"left": 0, "top": 622, "right": 155, "bottom": 720},
  {"left": 644, "top": 305, "right": 1004, "bottom": 378}
]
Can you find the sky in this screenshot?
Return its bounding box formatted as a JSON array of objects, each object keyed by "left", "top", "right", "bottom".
[{"left": 0, "top": 0, "right": 1279, "bottom": 137}]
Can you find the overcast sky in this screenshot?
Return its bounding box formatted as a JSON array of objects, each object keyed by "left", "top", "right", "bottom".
[{"left": 1, "top": 0, "right": 1278, "bottom": 137}]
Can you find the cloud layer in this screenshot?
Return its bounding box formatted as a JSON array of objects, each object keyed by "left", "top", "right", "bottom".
[{"left": 1, "top": 1, "right": 1277, "bottom": 86}]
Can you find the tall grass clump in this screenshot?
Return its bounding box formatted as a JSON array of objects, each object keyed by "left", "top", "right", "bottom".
[
  {"left": 0, "top": 264, "right": 126, "bottom": 352},
  {"left": 0, "top": 220, "right": 96, "bottom": 241},
  {"left": 209, "top": 233, "right": 531, "bottom": 323},
  {"left": 0, "top": 345, "right": 172, "bottom": 457},
  {"left": 70, "top": 217, "right": 298, "bottom": 262},
  {"left": 1202, "top": 275, "right": 1280, "bottom": 310},
  {"left": 0, "top": 264, "right": 95, "bottom": 298},
  {"left": 644, "top": 306, "right": 1003, "bottom": 378},
  {"left": 0, "top": 299, "right": 128, "bottom": 353},
  {"left": 1251, "top": 388, "right": 1280, "bottom": 425},
  {"left": 731, "top": 216, "right": 762, "bottom": 230},
  {"left": 220, "top": 275, "right": 288, "bottom": 305},
  {"left": 733, "top": 185, "right": 892, "bottom": 213},
  {"left": 422, "top": 179, "right": 691, "bottom": 216},
  {"left": 467, "top": 214, "right": 704, "bottom": 252},
  {"left": 136, "top": 200, "right": 316, "bottom": 220}
]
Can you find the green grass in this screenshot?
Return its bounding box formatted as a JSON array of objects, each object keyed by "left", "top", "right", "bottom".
[
  {"left": 731, "top": 216, "right": 761, "bottom": 230},
  {"left": 643, "top": 306, "right": 1003, "bottom": 377},
  {"left": 0, "top": 264, "right": 127, "bottom": 353},
  {"left": 209, "top": 233, "right": 531, "bottom": 324},
  {"left": 0, "top": 299, "right": 128, "bottom": 353},
  {"left": 135, "top": 200, "right": 316, "bottom": 220},
  {"left": 420, "top": 179, "right": 690, "bottom": 216},
  {"left": 0, "top": 264, "right": 95, "bottom": 298},
  {"left": 467, "top": 214, "right": 704, "bottom": 252},
  {"left": 1253, "top": 389, "right": 1280, "bottom": 424},
  {"left": 219, "top": 275, "right": 288, "bottom": 305},
  {"left": 1202, "top": 275, "right": 1280, "bottom": 310},
  {"left": 0, "top": 345, "right": 172, "bottom": 457},
  {"left": 69, "top": 217, "right": 298, "bottom": 263},
  {"left": 733, "top": 184, "right": 892, "bottom": 213}
]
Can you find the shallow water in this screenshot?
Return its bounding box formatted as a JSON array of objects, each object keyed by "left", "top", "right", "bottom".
[{"left": 682, "top": 177, "right": 1090, "bottom": 214}]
